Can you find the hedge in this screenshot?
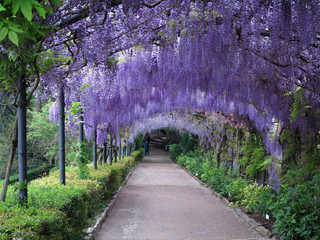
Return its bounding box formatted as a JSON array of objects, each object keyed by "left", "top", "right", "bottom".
[
  {"left": 0, "top": 203, "right": 68, "bottom": 240},
  {"left": 0, "top": 148, "right": 145, "bottom": 240},
  {"left": 0, "top": 164, "right": 51, "bottom": 185}
]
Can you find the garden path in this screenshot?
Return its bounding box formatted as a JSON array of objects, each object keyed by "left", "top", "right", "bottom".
[{"left": 95, "top": 147, "right": 267, "bottom": 240}]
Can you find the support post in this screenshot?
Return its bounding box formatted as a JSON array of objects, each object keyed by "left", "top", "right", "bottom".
[
  {"left": 114, "top": 134, "right": 117, "bottom": 163},
  {"left": 93, "top": 130, "right": 97, "bottom": 169},
  {"left": 108, "top": 147, "right": 112, "bottom": 165},
  {"left": 18, "top": 75, "right": 27, "bottom": 205},
  {"left": 79, "top": 108, "right": 84, "bottom": 141},
  {"left": 119, "top": 138, "right": 122, "bottom": 159},
  {"left": 108, "top": 134, "right": 112, "bottom": 165},
  {"left": 103, "top": 141, "right": 107, "bottom": 164},
  {"left": 59, "top": 86, "right": 65, "bottom": 185},
  {"left": 126, "top": 142, "right": 128, "bottom": 156}
]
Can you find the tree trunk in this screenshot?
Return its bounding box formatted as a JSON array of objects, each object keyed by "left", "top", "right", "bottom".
[{"left": 0, "top": 113, "right": 18, "bottom": 202}]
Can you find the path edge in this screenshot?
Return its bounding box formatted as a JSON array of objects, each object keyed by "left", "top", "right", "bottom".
[
  {"left": 176, "top": 163, "right": 276, "bottom": 240},
  {"left": 84, "top": 162, "right": 139, "bottom": 240}
]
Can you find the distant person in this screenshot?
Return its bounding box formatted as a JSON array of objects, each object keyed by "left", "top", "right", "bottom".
[
  {"left": 147, "top": 135, "right": 150, "bottom": 143},
  {"left": 165, "top": 141, "right": 173, "bottom": 151},
  {"left": 143, "top": 140, "right": 149, "bottom": 156}
]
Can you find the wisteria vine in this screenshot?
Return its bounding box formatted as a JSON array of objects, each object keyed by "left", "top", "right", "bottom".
[{"left": 2, "top": 0, "right": 318, "bottom": 161}]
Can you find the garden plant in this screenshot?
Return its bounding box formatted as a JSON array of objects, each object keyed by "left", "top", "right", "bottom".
[{"left": 0, "top": 0, "right": 320, "bottom": 239}]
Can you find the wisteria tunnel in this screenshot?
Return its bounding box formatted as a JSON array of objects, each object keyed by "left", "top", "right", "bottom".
[{"left": 0, "top": 0, "right": 320, "bottom": 239}]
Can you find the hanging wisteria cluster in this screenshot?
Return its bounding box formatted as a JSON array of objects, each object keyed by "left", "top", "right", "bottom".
[{"left": 39, "top": 0, "right": 320, "bottom": 157}]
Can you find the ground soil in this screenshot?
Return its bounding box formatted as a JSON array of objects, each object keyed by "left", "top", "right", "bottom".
[{"left": 238, "top": 206, "right": 274, "bottom": 232}]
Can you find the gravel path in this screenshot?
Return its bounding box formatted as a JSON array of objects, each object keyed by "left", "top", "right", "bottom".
[{"left": 95, "top": 148, "right": 266, "bottom": 240}]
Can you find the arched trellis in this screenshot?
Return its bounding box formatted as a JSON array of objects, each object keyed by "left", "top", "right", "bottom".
[{"left": 1, "top": 0, "right": 319, "bottom": 204}]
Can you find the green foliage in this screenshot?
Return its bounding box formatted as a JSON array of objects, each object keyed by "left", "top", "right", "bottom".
[
  {"left": 279, "top": 129, "right": 320, "bottom": 185},
  {"left": 176, "top": 148, "right": 320, "bottom": 239},
  {"left": 271, "top": 176, "right": 320, "bottom": 239},
  {"left": 80, "top": 84, "right": 91, "bottom": 91},
  {"left": 169, "top": 133, "right": 198, "bottom": 160},
  {"left": 288, "top": 87, "right": 311, "bottom": 123},
  {"left": 0, "top": 95, "right": 17, "bottom": 179},
  {"left": 226, "top": 177, "right": 250, "bottom": 202},
  {"left": 0, "top": 203, "right": 68, "bottom": 240},
  {"left": 38, "top": 49, "right": 73, "bottom": 74},
  {"left": 239, "top": 132, "right": 270, "bottom": 178},
  {"left": 77, "top": 141, "right": 89, "bottom": 179},
  {"left": 169, "top": 143, "right": 184, "bottom": 160},
  {"left": 0, "top": 148, "right": 144, "bottom": 239},
  {"left": 107, "top": 164, "right": 125, "bottom": 196},
  {"left": 240, "top": 182, "right": 272, "bottom": 213},
  {"left": 184, "top": 155, "right": 204, "bottom": 178},
  {"left": 177, "top": 153, "right": 232, "bottom": 196},
  {"left": 0, "top": 164, "right": 50, "bottom": 184},
  {"left": 134, "top": 133, "right": 144, "bottom": 150},
  {"left": 256, "top": 187, "right": 277, "bottom": 217},
  {"left": 0, "top": 0, "right": 66, "bottom": 98},
  {"left": 66, "top": 140, "right": 91, "bottom": 179},
  {"left": 130, "top": 148, "right": 145, "bottom": 161},
  {"left": 0, "top": 0, "right": 60, "bottom": 45},
  {"left": 27, "top": 103, "right": 59, "bottom": 169},
  {"left": 180, "top": 134, "right": 198, "bottom": 152},
  {"left": 205, "top": 166, "right": 232, "bottom": 195}
]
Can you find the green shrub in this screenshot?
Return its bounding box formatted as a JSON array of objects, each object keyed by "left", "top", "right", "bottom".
[
  {"left": 169, "top": 144, "right": 184, "bottom": 160},
  {"left": 176, "top": 153, "right": 187, "bottom": 167},
  {"left": 225, "top": 177, "right": 250, "bottom": 202},
  {"left": 240, "top": 182, "right": 272, "bottom": 213},
  {"left": 134, "top": 134, "right": 144, "bottom": 150},
  {"left": 256, "top": 186, "right": 277, "bottom": 217},
  {"left": 0, "top": 147, "right": 147, "bottom": 239},
  {"left": 0, "top": 202, "right": 68, "bottom": 240},
  {"left": 206, "top": 168, "right": 232, "bottom": 195},
  {"left": 271, "top": 177, "right": 320, "bottom": 240},
  {"left": 107, "top": 163, "right": 126, "bottom": 196},
  {"left": 169, "top": 134, "right": 198, "bottom": 160},
  {"left": 185, "top": 155, "right": 203, "bottom": 178},
  {"left": 26, "top": 177, "right": 91, "bottom": 239},
  {"left": 131, "top": 148, "right": 145, "bottom": 161},
  {"left": 180, "top": 134, "right": 198, "bottom": 153}
]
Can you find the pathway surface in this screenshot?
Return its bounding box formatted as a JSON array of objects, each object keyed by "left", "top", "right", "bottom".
[{"left": 96, "top": 148, "right": 266, "bottom": 240}]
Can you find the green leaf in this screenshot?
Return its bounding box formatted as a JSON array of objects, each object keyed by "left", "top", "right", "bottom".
[
  {"left": 80, "top": 84, "right": 91, "bottom": 91},
  {"left": 20, "top": 1, "right": 33, "bottom": 22},
  {"left": 0, "top": 3, "right": 6, "bottom": 11},
  {"left": 35, "top": 6, "right": 46, "bottom": 19},
  {"left": 8, "top": 50, "right": 18, "bottom": 61},
  {"left": 8, "top": 31, "right": 19, "bottom": 46},
  {"left": 8, "top": 25, "right": 24, "bottom": 33},
  {"left": 70, "top": 102, "right": 82, "bottom": 115},
  {"left": 12, "top": 0, "right": 21, "bottom": 15},
  {"left": 52, "top": 0, "right": 61, "bottom": 7},
  {"left": 0, "top": 27, "right": 9, "bottom": 41},
  {"left": 291, "top": 218, "right": 296, "bottom": 224}
]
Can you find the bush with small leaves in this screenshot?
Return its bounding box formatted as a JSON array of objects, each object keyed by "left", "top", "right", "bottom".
[{"left": 271, "top": 176, "right": 320, "bottom": 240}]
